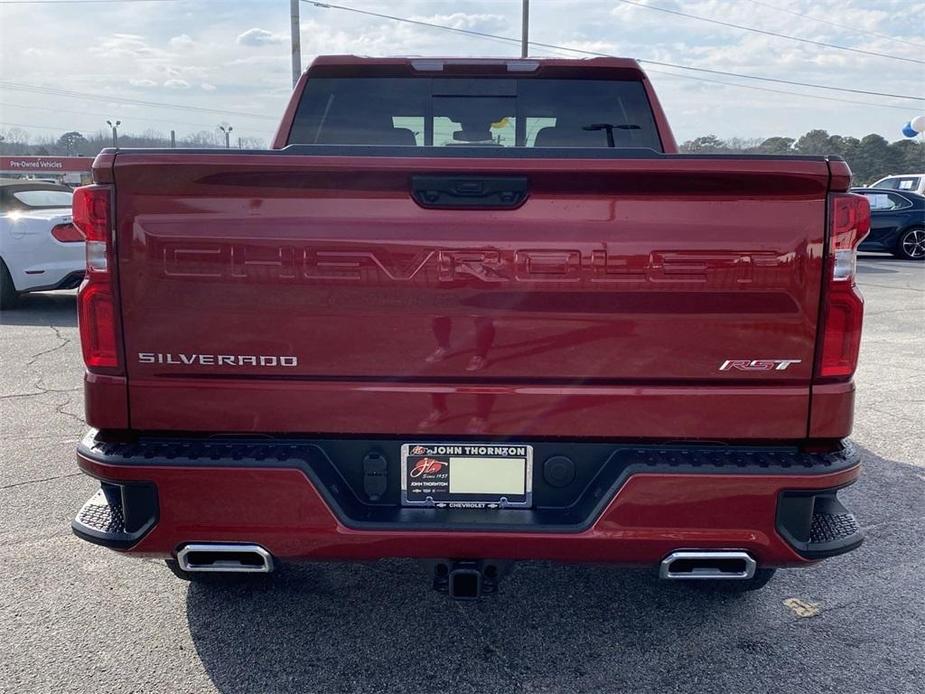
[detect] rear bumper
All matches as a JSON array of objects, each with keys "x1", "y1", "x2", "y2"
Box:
[{"x1": 72, "y1": 431, "x2": 863, "y2": 568}]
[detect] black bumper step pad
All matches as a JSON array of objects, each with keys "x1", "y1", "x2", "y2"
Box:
[
  {"x1": 76, "y1": 489, "x2": 126, "y2": 535},
  {"x1": 777, "y1": 490, "x2": 863, "y2": 559},
  {"x1": 810, "y1": 510, "x2": 861, "y2": 545},
  {"x1": 80, "y1": 432, "x2": 861, "y2": 475},
  {"x1": 71, "y1": 482, "x2": 158, "y2": 550}
]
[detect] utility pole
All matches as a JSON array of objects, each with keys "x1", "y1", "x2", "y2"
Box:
[
  {"x1": 290, "y1": 0, "x2": 302, "y2": 88},
  {"x1": 218, "y1": 124, "x2": 233, "y2": 149},
  {"x1": 170, "y1": 130, "x2": 176, "y2": 148},
  {"x1": 106, "y1": 119, "x2": 121, "y2": 148},
  {"x1": 520, "y1": 0, "x2": 529, "y2": 58}
]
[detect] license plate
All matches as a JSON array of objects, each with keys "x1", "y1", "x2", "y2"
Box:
[{"x1": 401, "y1": 443, "x2": 533, "y2": 509}]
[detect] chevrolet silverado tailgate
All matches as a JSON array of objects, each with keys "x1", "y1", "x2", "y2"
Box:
[{"x1": 112, "y1": 152, "x2": 830, "y2": 438}]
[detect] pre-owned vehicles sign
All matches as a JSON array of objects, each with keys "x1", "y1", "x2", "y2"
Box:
[{"x1": 0, "y1": 156, "x2": 93, "y2": 173}]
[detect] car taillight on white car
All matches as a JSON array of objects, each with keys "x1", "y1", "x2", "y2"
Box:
[
  {"x1": 816, "y1": 193, "x2": 870, "y2": 381},
  {"x1": 50, "y1": 222, "x2": 84, "y2": 243},
  {"x1": 72, "y1": 185, "x2": 121, "y2": 373}
]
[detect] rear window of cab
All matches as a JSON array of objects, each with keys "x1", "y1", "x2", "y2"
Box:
[{"x1": 288, "y1": 77, "x2": 662, "y2": 151}]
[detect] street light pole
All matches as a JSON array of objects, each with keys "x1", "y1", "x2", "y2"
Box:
[
  {"x1": 218, "y1": 124, "x2": 233, "y2": 149},
  {"x1": 521, "y1": 0, "x2": 529, "y2": 58},
  {"x1": 105, "y1": 119, "x2": 121, "y2": 148},
  {"x1": 290, "y1": 0, "x2": 302, "y2": 88}
]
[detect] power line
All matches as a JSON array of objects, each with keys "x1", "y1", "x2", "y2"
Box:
[
  {"x1": 0, "y1": 1, "x2": 182, "y2": 4},
  {"x1": 0, "y1": 120, "x2": 262, "y2": 148},
  {"x1": 614, "y1": 0, "x2": 923, "y2": 66},
  {"x1": 743, "y1": 0, "x2": 925, "y2": 50},
  {"x1": 0, "y1": 120, "x2": 78, "y2": 132},
  {"x1": 303, "y1": 0, "x2": 545, "y2": 53},
  {"x1": 302, "y1": 1, "x2": 925, "y2": 102},
  {"x1": 0, "y1": 101, "x2": 246, "y2": 131},
  {"x1": 0, "y1": 81, "x2": 278, "y2": 120},
  {"x1": 634, "y1": 57, "x2": 923, "y2": 102},
  {"x1": 644, "y1": 68, "x2": 912, "y2": 113}
]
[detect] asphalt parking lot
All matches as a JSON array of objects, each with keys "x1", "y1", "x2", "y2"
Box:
[{"x1": 1, "y1": 254, "x2": 922, "y2": 694}]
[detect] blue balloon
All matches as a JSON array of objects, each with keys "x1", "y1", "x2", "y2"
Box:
[{"x1": 902, "y1": 121, "x2": 919, "y2": 137}]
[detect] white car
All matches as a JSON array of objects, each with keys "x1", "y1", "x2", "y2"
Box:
[
  {"x1": 0, "y1": 181, "x2": 84, "y2": 309},
  {"x1": 870, "y1": 173, "x2": 925, "y2": 196}
]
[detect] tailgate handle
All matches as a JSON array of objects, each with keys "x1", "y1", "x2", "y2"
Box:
[{"x1": 411, "y1": 175, "x2": 528, "y2": 209}]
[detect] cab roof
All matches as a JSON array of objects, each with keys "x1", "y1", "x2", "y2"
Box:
[
  {"x1": 309, "y1": 55, "x2": 641, "y2": 69},
  {"x1": 304, "y1": 55, "x2": 646, "y2": 78}
]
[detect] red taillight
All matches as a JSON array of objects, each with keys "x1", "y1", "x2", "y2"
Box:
[
  {"x1": 73, "y1": 184, "x2": 111, "y2": 273},
  {"x1": 78, "y1": 282, "x2": 119, "y2": 368},
  {"x1": 816, "y1": 193, "x2": 870, "y2": 380},
  {"x1": 50, "y1": 222, "x2": 84, "y2": 243},
  {"x1": 73, "y1": 185, "x2": 120, "y2": 372}
]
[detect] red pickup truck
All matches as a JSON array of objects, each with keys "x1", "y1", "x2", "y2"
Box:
[{"x1": 71, "y1": 56, "x2": 868, "y2": 597}]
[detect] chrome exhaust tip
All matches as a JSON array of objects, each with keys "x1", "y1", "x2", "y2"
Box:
[
  {"x1": 177, "y1": 543, "x2": 274, "y2": 573},
  {"x1": 659, "y1": 550, "x2": 756, "y2": 580}
]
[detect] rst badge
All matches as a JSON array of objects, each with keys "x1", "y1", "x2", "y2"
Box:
[{"x1": 719, "y1": 359, "x2": 802, "y2": 372}]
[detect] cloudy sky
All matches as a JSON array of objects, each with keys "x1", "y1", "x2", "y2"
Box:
[{"x1": 0, "y1": 0, "x2": 922, "y2": 146}]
